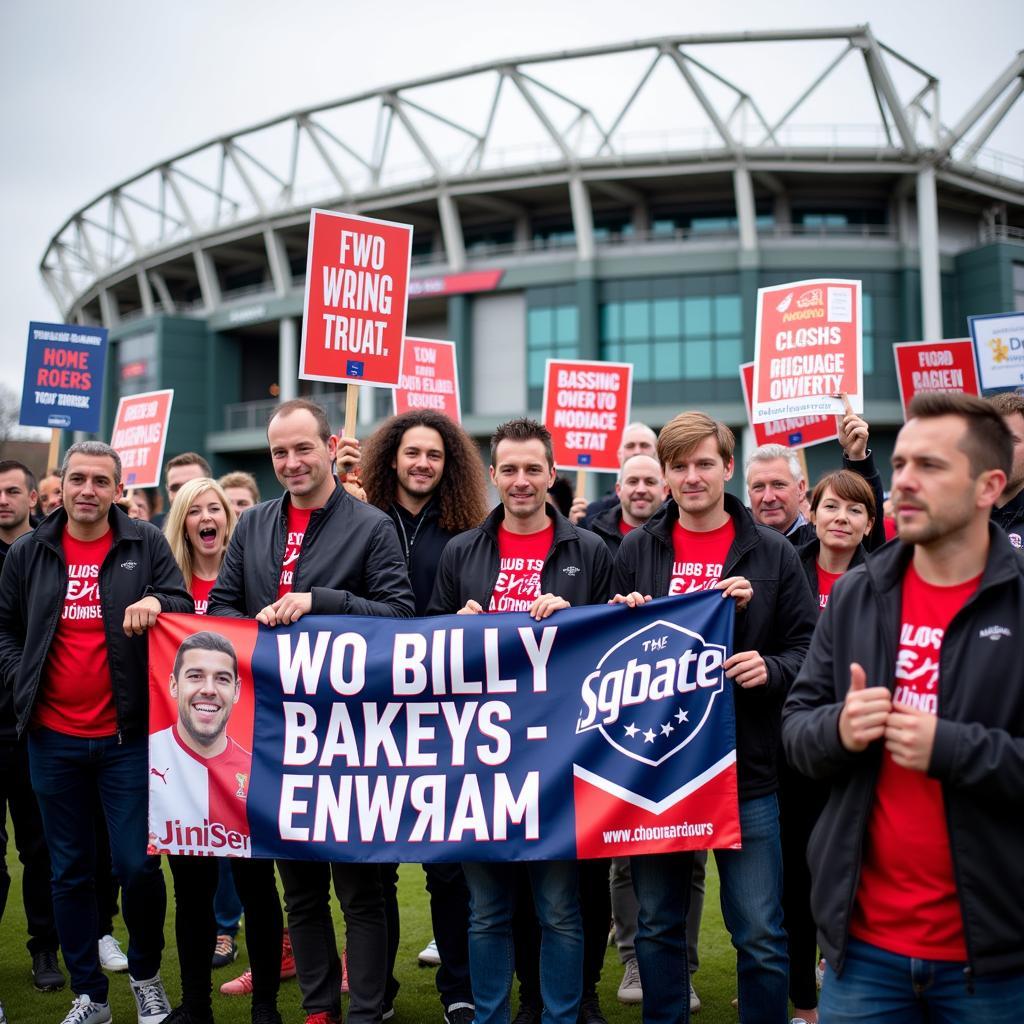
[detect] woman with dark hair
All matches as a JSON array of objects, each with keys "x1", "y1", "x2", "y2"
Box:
[{"x1": 786, "y1": 468, "x2": 878, "y2": 1024}]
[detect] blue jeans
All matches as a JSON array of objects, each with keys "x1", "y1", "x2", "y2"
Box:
[
  {"x1": 820, "y1": 938, "x2": 1024, "y2": 1022},
  {"x1": 463, "y1": 859, "x2": 582, "y2": 1024},
  {"x1": 28, "y1": 728, "x2": 166, "y2": 1001},
  {"x1": 632, "y1": 794, "x2": 788, "y2": 1024}
]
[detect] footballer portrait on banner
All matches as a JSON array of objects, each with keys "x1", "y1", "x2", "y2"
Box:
[{"x1": 148, "y1": 624, "x2": 256, "y2": 857}]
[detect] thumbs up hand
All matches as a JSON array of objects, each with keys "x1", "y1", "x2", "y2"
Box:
[{"x1": 838, "y1": 662, "x2": 893, "y2": 752}]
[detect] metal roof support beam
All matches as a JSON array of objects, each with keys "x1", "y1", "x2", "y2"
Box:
[
  {"x1": 98, "y1": 288, "x2": 119, "y2": 329},
  {"x1": 136, "y1": 270, "x2": 155, "y2": 317},
  {"x1": 279, "y1": 317, "x2": 298, "y2": 401},
  {"x1": 264, "y1": 227, "x2": 291, "y2": 296},
  {"x1": 664, "y1": 46, "x2": 737, "y2": 152},
  {"x1": 963, "y1": 77, "x2": 1024, "y2": 162},
  {"x1": 466, "y1": 72, "x2": 505, "y2": 172},
  {"x1": 437, "y1": 192, "x2": 466, "y2": 271},
  {"x1": 225, "y1": 142, "x2": 269, "y2": 218},
  {"x1": 937, "y1": 51, "x2": 1024, "y2": 161},
  {"x1": 916, "y1": 165, "x2": 942, "y2": 341},
  {"x1": 733, "y1": 166, "x2": 758, "y2": 252},
  {"x1": 569, "y1": 176, "x2": 595, "y2": 261},
  {"x1": 75, "y1": 218, "x2": 101, "y2": 275},
  {"x1": 161, "y1": 169, "x2": 199, "y2": 235},
  {"x1": 387, "y1": 95, "x2": 446, "y2": 180},
  {"x1": 150, "y1": 271, "x2": 176, "y2": 314},
  {"x1": 193, "y1": 247, "x2": 221, "y2": 310},
  {"x1": 371, "y1": 104, "x2": 395, "y2": 187},
  {"x1": 858, "y1": 29, "x2": 919, "y2": 156},
  {"x1": 300, "y1": 117, "x2": 352, "y2": 197},
  {"x1": 40, "y1": 267, "x2": 67, "y2": 314},
  {"x1": 599, "y1": 51, "x2": 662, "y2": 156},
  {"x1": 762, "y1": 43, "x2": 853, "y2": 145},
  {"x1": 508, "y1": 70, "x2": 576, "y2": 163}
]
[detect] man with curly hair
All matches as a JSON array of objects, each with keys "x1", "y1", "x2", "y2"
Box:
[{"x1": 360, "y1": 409, "x2": 488, "y2": 1024}]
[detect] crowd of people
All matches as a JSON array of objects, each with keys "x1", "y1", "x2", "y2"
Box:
[{"x1": 0, "y1": 387, "x2": 1021, "y2": 1024}]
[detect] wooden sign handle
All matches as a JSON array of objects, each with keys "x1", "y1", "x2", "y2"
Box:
[
  {"x1": 344, "y1": 383, "x2": 360, "y2": 440},
  {"x1": 47, "y1": 429, "x2": 61, "y2": 475},
  {"x1": 575, "y1": 469, "x2": 587, "y2": 501}
]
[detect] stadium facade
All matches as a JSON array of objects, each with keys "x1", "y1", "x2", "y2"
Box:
[{"x1": 40, "y1": 28, "x2": 1024, "y2": 496}]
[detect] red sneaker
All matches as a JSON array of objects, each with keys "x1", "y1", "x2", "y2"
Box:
[
  {"x1": 281, "y1": 929, "x2": 296, "y2": 981},
  {"x1": 304, "y1": 1014, "x2": 340, "y2": 1024},
  {"x1": 220, "y1": 967, "x2": 253, "y2": 996}
]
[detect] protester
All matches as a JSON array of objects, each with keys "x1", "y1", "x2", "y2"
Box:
[
  {"x1": 0, "y1": 461, "x2": 65, "y2": 995},
  {"x1": 611, "y1": 411, "x2": 817, "y2": 1024},
  {"x1": 783, "y1": 392, "x2": 1024, "y2": 1019},
  {"x1": 428, "y1": 417, "x2": 612, "y2": 1024},
  {"x1": 570, "y1": 423, "x2": 658, "y2": 524},
  {"x1": 209, "y1": 398, "x2": 415, "y2": 1024},
  {"x1": 38, "y1": 470, "x2": 62, "y2": 516},
  {"x1": 126, "y1": 488, "x2": 159, "y2": 522},
  {"x1": 362, "y1": 409, "x2": 488, "y2": 1024},
  {"x1": 152, "y1": 453, "x2": 213, "y2": 530},
  {"x1": 218, "y1": 472, "x2": 261, "y2": 517},
  {"x1": 0, "y1": 441, "x2": 192, "y2": 1024},
  {"x1": 588, "y1": 453, "x2": 666, "y2": 557},
  {"x1": 986, "y1": 391, "x2": 1024, "y2": 547}
]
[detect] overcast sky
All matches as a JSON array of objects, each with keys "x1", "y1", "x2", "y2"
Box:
[{"x1": 2, "y1": 0, "x2": 1022, "y2": 421}]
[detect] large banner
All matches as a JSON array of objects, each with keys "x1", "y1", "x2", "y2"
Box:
[
  {"x1": 148, "y1": 594, "x2": 739, "y2": 862},
  {"x1": 968, "y1": 311, "x2": 1024, "y2": 393},
  {"x1": 300, "y1": 209, "x2": 413, "y2": 388},
  {"x1": 542, "y1": 359, "x2": 633, "y2": 473},
  {"x1": 752, "y1": 278, "x2": 862, "y2": 422},
  {"x1": 893, "y1": 339, "x2": 980, "y2": 419},
  {"x1": 19, "y1": 321, "x2": 107, "y2": 433}
]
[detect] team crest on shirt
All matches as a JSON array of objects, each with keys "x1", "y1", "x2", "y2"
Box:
[
  {"x1": 235, "y1": 772, "x2": 249, "y2": 799},
  {"x1": 1010, "y1": 532, "x2": 1022, "y2": 549},
  {"x1": 575, "y1": 620, "x2": 727, "y2": 767}
]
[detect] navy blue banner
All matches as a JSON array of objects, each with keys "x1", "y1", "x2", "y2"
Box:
[
  {"x1": 19, "y1": 321, "x2": 107, "y2": 432},
  {"x1": 148, "y1": 593, "x2": 738, "y2": 861}
]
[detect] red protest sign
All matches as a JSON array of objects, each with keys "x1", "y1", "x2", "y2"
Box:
[
  {"x1": 893, "y1": 340, "x2": 980, "y2": 420},
  {"x1": 300, "y1": 209, "x2": 413, "y2": 388},
  {"x1": 542, "y1": 360, "x2": 632, "y2": 472},
  {"x1": 739, "y1": 363, "x2": 838, "y2": 449},
  {"x1": 110, "y1": 389, "x2": 174, "y2": 488},
  {"x1": 752, "y1": 279, "x2": 861, "y2": 423},
  {"x1": 393, "y1": 338, "x2": 461, "y2": 422}
]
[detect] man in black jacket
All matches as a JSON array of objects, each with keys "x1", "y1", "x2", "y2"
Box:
[
  {"x1": 428, "y1": 417, "x2": 612, "y2": 1024},
  {"x1": 361, "y1": 410, "x2": 489, "y2": 1024},
  {"x1": 588, "y1": 454, "x2": 665, "y2": 558},
  {"x1": 611, "y1": 411, "x2": 816, "y2": 1024},
  {"x1": 208, "y1": 398, "x2": 414, "y2": 1024},
  {"x1": 782, "y1": 392, "x2": 1024, "y2": 1019},
  {"x1": 0, "y1": 441, "x2": 193, "y2": 1024},
  {"x1": 986, "y1": 391, "x2": 1024, "y2": 548}
]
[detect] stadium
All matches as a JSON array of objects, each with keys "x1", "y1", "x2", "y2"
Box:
[{"x1": 40, "y1": 27, "x2": 1024, "y2": 495}]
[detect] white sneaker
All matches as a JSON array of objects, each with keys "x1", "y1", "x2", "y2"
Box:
[
  {"x1": 98, "y1": 935, "x2": 128, "y2": 972},
  {"x1": 617, "y1": 957, "x2": 642, "y2": 1004},
  {"x1": 689, "y1": 979, "x2": 701, "y2": 1012},
  {"x1": 417, "y1": 938, "x2": 441, "y2": 966},
  {"x1": 129, "y1": 973, "x2": 171, "y2": 1024},
  {"x1": 0, "y1": 997, "x2": 6, "y2": 1024},
  {"x1": 59, "y1": 995, "x2": 112, "y2": 1024}
]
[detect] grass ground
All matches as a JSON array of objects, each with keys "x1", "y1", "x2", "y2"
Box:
[{"x1": 0, "y1": 853, "x2": 748, "y2": 1024}]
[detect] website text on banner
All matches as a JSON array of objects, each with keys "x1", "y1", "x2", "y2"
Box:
[
  {"x1": 738, "y1": 362, "x2": 838, "y2": 450},
  {"x1": 147, "y1": 593, "x2": 739, "y2": 863},
  {"x1": 752, "y1": 279, "x2": 862, "y2": 423},
  {"x1": 542, "y1": 359, "x2": 633, "y2": 472},
  {"x1": 110, "y1": 389, "x2": 174, "y2": 488},
  {"x1": 893, "y1": 340, "x2": 980, "y2": 419},
  {"x1": 299, "y1": 209, "x2": 413, "y2": 388},
  {"x1": 393, "y1": 337, "x2": 461, "y2": 422},
  {"x1": 19, "y1": 321, "x2": 108, "y2": 433},
  {"x1": 968, "y1": 311, "x2": 1024, "y2": 393}
]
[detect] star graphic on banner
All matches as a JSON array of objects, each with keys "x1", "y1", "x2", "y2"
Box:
[
  {"x1": 660, "y1": 722, "x2": 674, "y2": 737},
  {"x1": 642, "y1": 728, "x2": 656, "y2": 744},
  {"x1": 674, "y1": 708, "x2": 689, "y2": 724},
  {"x1": 624, "y1": 723, "x2": 639, "y2": 738}
]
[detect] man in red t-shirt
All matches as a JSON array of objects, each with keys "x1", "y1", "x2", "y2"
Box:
[
  {"x1": 784, "y1": 392, "x2": 1024, "y2": 1019},
  {"x1": 0, "y1": 441, "x2": 193, "y2": 1024}
]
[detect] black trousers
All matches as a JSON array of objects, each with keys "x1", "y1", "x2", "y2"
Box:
[{"x1": 0, "y1": 737, "x2": 59, "y2": 955}]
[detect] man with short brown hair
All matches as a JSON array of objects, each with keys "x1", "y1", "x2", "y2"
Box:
[{"x1": 986, "y1": 391, "x2": 1024, "y2": 547}]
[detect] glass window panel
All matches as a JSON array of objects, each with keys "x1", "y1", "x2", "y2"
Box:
[
  {"x1": 683, "y1": 297, "x2": 711, "y2": 337},
  {"x1": 714, "y1": 295, "x2": 742, "y2": 335},
  {"x1": 528, "y1": 350, "x2": 548, "y2": 388},
  {"x1": 600, "y1": 303, "x2": 621, "y2": 342},
  {"x1": 527, "y1": 308, "x2": 552, "y2": 347},
  {"x1": 862, "y1": 293, "x2": 873, "y2": 331},
  {"x1": 862, "y1": 336, "x2": 874, "y2": 375},
  {"x1": 623, "y1": 301, "x2": 649, "y2": 342},
  {"x1": 653, "y1": 340, "x2": 683, "y2": 380},
  {"x1": 714, "y1": 338, "x2": 743, "y2": 378},
  {"x1": 555, "y1": 305, "x2": 578, "y2": 343},
  {"x1": 684, "y1": 340, "x2": 713, "y2": 379},
  {"x1": 624, "y1": 341, "x2": 652, "y2": 381},
  {"x1": 652, "y1": 299, "x2": 681, "y2": 339}
]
